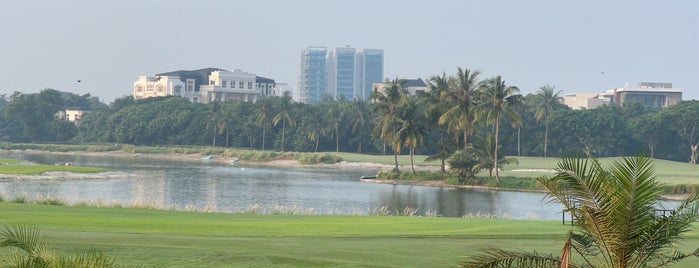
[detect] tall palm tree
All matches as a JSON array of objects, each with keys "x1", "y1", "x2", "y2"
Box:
[
  {"x1": 347, "y1": 98, "x2": 371, "y2": 153},
  {"x1": 254, "y1": 97, "x2": 272, "y2": 150},
  {"x1": 272, "y1": 92, "x2": 295, "y2": 152},
  {"x1": 477, "y1": 76, "x2": 521, "y2": 181},
  {"x1": 460, "y1": 156, "x2": 699, "y2": 267},
  {"x1": 325, "y1": 102, "x2": 344, "y2": 152},
  {"x1": 396, "y1": 96, "x2": 429, "y2": 174},
  {"x1": 372, "y1": 78, "x2": 407, "y2": 172},
  {"x1": 439, "y1": 67, "x2": 481, "y2": 148},
  {"x1": 426, "y1": 73, "x2": 454, "y2": 172},
  {"x1": 306, "y1": 106, "x2": 325, "y2": 152},
  {"x1": 533, "y1": 84, "x2": 564, "y2": 157}
]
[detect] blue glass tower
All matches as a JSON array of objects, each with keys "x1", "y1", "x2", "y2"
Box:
[
  {"x1": 357, "y1": 49, "x2": 384, "y2": 100},
  {"x1": 298, "y1": 47, "x2": 328, "y2": 103}
]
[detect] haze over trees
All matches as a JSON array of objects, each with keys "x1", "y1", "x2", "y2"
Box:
[{"x1": 1, "y1": 69, "x2": 699, "y2": 172}]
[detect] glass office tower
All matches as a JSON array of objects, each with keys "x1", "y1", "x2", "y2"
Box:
[{"x1": 298, "y1": 47, "x2": 328, "y2": 103}]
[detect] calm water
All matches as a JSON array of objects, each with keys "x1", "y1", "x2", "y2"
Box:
[{"x1": 1, "y1": 151, "x2": 569, "y2": 219}]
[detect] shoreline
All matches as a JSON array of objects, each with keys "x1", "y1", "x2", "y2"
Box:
[{"x1": 1, "y1": 149, "x2": 691, "y2": 201}]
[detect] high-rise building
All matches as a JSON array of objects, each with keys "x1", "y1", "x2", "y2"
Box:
[
  {"x1": 356, "y1": 49, "x2": 384, "y2": 100},
  {"x1": 298, "y1": 47, "x2": 328, "y2": 103},
  {"x1": 327, "y1": 47, "x2": 357, "y2": 100},
  {"x1": 298, "y1": 46, "x2": 383, "y2": 103}
]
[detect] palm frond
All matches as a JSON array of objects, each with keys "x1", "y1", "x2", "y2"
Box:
[{"x1": 458, "y1": 248, "x2": 579, "y2": 268}]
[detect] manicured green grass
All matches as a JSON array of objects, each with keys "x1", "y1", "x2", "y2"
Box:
[
  {"x1": 0, "y1": 158, "x2": 22, "y2": 165},
  {"x1": 1, "y1": 203, "x2": 698, "y2": 267},
  {"x1": 0, "y1": 163, "x2": 109, "y2": 174}
]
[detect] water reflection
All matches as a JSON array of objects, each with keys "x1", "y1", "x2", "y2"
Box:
[{"x1": 0, "y1": 152, "x2": 570, "y2": 219}]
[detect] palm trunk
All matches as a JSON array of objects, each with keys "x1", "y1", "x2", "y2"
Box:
[
  {"x1": 410, "y1": 146, "x2": 416, "y2": 174},
  {"x1": 335, "y1": 128, "x2": 339, "y2": 152},
  {"x1": 357, "y1": 141, "x2": 362, "y2": 153},
  {"x1": 393, "y1": 147, "x2": 399, "y2": 173},
  {"x1": 262, "y1": 127, "x2": 266, "y2": 150},
  {"x1": 463, "y1": 130, "x2": 468, "y2": 149},
  {"x1": 314, "y1": 135, "x2": 319, "y2": 152},
  {"x1": 281, "y1": 119, "x2": 286, "y2": 152},
  {"x1": 494, "y1": 111, "x2": 501, "y2": 182},
  {"x1": 517, "y1": 127, "x2": 521, "y2": 156},
  {"x1": 544, "y1": 123, "x2": 549, "y2": 157},
  {"x1": 212, "y1": 125, "x2": 216, "y2": 148},
  {"x1": 226, "y1": 126, "x2": 229, "y2": 147}
]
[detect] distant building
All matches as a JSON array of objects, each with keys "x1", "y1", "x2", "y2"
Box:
[
  {"x1": 356, "y1": 49, "x2": 384, "y2": 100},
  {"x1": 56, "y1": 108, "x2": 90, "y2": 125},
  {"x1": 563, "y1": 82, "x2": 683, "y2": 109},
  {"x1": 298, "y1": 46, "x2": 384, "y2": 103},
  {"x1": 371, "y1": 78, "x2": 428, "y2": 98},
  {"x1": 327, "y1": 47, "x2": 357, "y2": 100},
  {"x1": 298, "y1": 47, "x2": 328, "y2": 103},
  {"x1": 133, "y1": 68, "x2": 275, "y2": 103}
]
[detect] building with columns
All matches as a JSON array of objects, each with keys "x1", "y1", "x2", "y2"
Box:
[{"x1": 133, "y1": 68, "x2": 276, "y2": 103}]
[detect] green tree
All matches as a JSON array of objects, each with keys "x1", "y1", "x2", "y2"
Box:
[
  {"x1": 272, "y1": 92, "x2": 295, "y2": 152},
  {"x1": 532, "y1": 84, "x2": 564, "y2": 157},
  {"x1": 660, "y1": 100, "x2": 699, "y2": 163},
  {"x1": 477, "y1": 76, "x2": 521, "y2": 180},
  {"x1": 425, "y1": 73, "x2": 455, "y2": 172},
  {"x1": 254, "y1": 97, "x2": 272, "y2": 150},
  {"x1": 372, "y1": 78, "x2": 407, "y2": 172},
  {"x1": 396, "y1": 96, "x2": 429, "y2": 174},
  {"x1": 460, "y1": 156, "x2": 699, "y2": 267},
  {"x1": 439, "y1": 68, "x2": 480, "y2": 148},
  {"x1": 347, "y1": 98, "x2": 371, "y2": 153}
]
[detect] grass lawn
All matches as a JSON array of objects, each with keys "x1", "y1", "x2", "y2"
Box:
[
  {"x1": 336, "y1": 152, "x2": 699, "y2": 187},
  {"x1": 1, "y1": 203, "x2": 699, "y2": 267},
  {"x1": 0, "y1": 158, "x2": 110, "y2": 174}
]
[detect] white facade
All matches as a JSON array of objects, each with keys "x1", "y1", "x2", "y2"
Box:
[
  {"x1": 563, "y1": 82, "x2": 683, "y2": 109},
  {"x1": 133, "y1": 76, "x2": 188, "y2": 100},
  {"x1": 199, "y1": 69, "x2": 259, "y2": 103},
  {"x1": 133, "y1": 68, "x2": 276, "y2": 103}
]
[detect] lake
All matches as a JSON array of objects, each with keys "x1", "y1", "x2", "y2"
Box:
[{"x1": 2, "y1": 151, "x2": 571, "y2": 219}]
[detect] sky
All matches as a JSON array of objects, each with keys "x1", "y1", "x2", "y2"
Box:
[{"x1": 1, "y1": 0, "x2": 697, "y2": 103}]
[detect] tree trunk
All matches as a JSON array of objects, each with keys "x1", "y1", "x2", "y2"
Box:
[
  {"x1": 463, "y1": 130, "x2": 468, "y2": 149},
  {"x1": 410, "y1": 146, "x2": 416, "y2": 174},
  {"x1": 517, "y1": 127, "x2": 521, "y2": 156},
  {"x1": 281, "y1": 119, "x2": 286, "y2": 152},
  {"x1": 690, "y1": 143, "x2": 698, "y2": 164},
  {"x1": 226, "y1": 126, "x2": 229, "y2": 147},
  {"x1": 314, "y1": 135, "x2": 319, "y2": 152},
  {"x1": 335, "y1": 128, "x2": 339, "y2": 152},
  {"x1": 393, "y1": 148, "x2": 399, "y2": 173},
  {"x1": 262, "y1": 127, "x2": 266, "y2": 150},
  {"x1": 212, "y1": 125, "x2": 216, "y2": 148},
  {"x1": 494, "y1": 110, "x2": 501, "y2": 182},
  {"x1": 544, "y1": 123, "x2": 549, "y2": 157},
  {"x1": 357, "y1": 141, "x2": 362, "y2": 153}
]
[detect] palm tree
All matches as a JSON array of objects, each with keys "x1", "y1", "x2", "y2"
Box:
[
  {"x1": 460, "y1": 156, "x2": 699, "y2": 268},
  {"x1": 347, "y1": 98, "x2": 371, "y2": 153},
  {"x1": 532, "y1": 84, "x2": 563, "y2": 157},
  {"x1": 439, "y1": 67, "x2": 481, "y2": 148},
  {"x1": 425, "y1": 73, "x2": 454, "y2": 172},
  {"x1": 325, "y1": 102, "x2": 344, "y2": 152},
  {"x1": 372, "y1": 78, "x2": 407, "y2": 172},
  {"x1": 396, "y1": 96, "x2": 429, "y2": 174},
  {"x1": 306, "y1": 106, "x2": 325, "y2": 152},
  {"x1": 254, "y1": 97, "x2": 272, "y2": 150},
  {"x1": 272, "y1": 92, "x2": 295, "y2": 152},
  {"x1": 477, "y1": 76, "x2": 521, "y2": 181}
]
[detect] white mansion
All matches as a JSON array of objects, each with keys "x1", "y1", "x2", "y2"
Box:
[{"x1": 133, "y1": 68, "x2": 279, "y2": 103}]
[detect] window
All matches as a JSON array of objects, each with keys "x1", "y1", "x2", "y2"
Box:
[
  {"x1": 247, "y1": 82, "x2": 253, "y2": 89},
  {"x1": 174, "y1": 85, "x2": 182, "y2": 94},
  {"x1": 239, "y1": 81, "x2": 244, "y2": 88},
  {"x1": 210, "y1": 80, "x2": 215, "y2": 85},
  {"x1": 136, "y1": 85, "x2": 144, "y2": 92},
  {"x1": 146, "y1": 84, "x2": 154, "y2": 91},
  {"x1": 231, "y1": 81, "x2": 235, "y2": 88},
  {"x1": 222, "y1": 80, "x2": 227, "y2": 87},
  {"x1": 156, "y1": 85, "x2": 164, "y2": 92},
  {"x1": 186, "y1": 80, "x2": 195, "y2": 92}
]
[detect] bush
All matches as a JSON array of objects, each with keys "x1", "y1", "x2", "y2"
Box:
[{"x1": 377, "y1": 170, "x2": 457, "y2": 181}]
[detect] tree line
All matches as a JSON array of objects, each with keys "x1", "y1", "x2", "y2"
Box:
[{"x1": 1, "y1": 68, "x2": 698, "y2": 170}]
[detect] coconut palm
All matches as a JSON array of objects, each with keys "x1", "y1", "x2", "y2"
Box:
[
  {"x1": 372, "y1": 78, "x2": 407, "y2": 172},
  {"x1": 347, "y1": 98, "x2": 371, "y2": 153},
  {"x1": 272, "y1": 92, "x2": 296, "y2": 152},
  {"x1": 396, "y1": 96, "x2": 429, "y2": 174},
  {"x1": 426, "y1": 72, "x2": 456, "y2": 172},
  {"x1": 460, "y1": 156, "x2": 699, "y2": 268},
  {"x1": 439, "y1": 67, "x2": 481, "y2": 149},
  {"x1": 532, "y1": 84, "x2": 564, "y2": 157},
  {"x1": 477, "y1": 76, "x2": 521, "y2": 181},
  {"x1": 254, "y1": 97, "x2": 272, "y2": 150}
]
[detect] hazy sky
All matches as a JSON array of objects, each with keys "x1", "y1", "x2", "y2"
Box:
[{"x1": 1, "y1": 0, "x2": 697, "y2": 103}]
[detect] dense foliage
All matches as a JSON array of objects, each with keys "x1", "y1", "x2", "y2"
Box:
[{"x1": 1, "y1": 71, "x2": 698, "y2": 167}]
